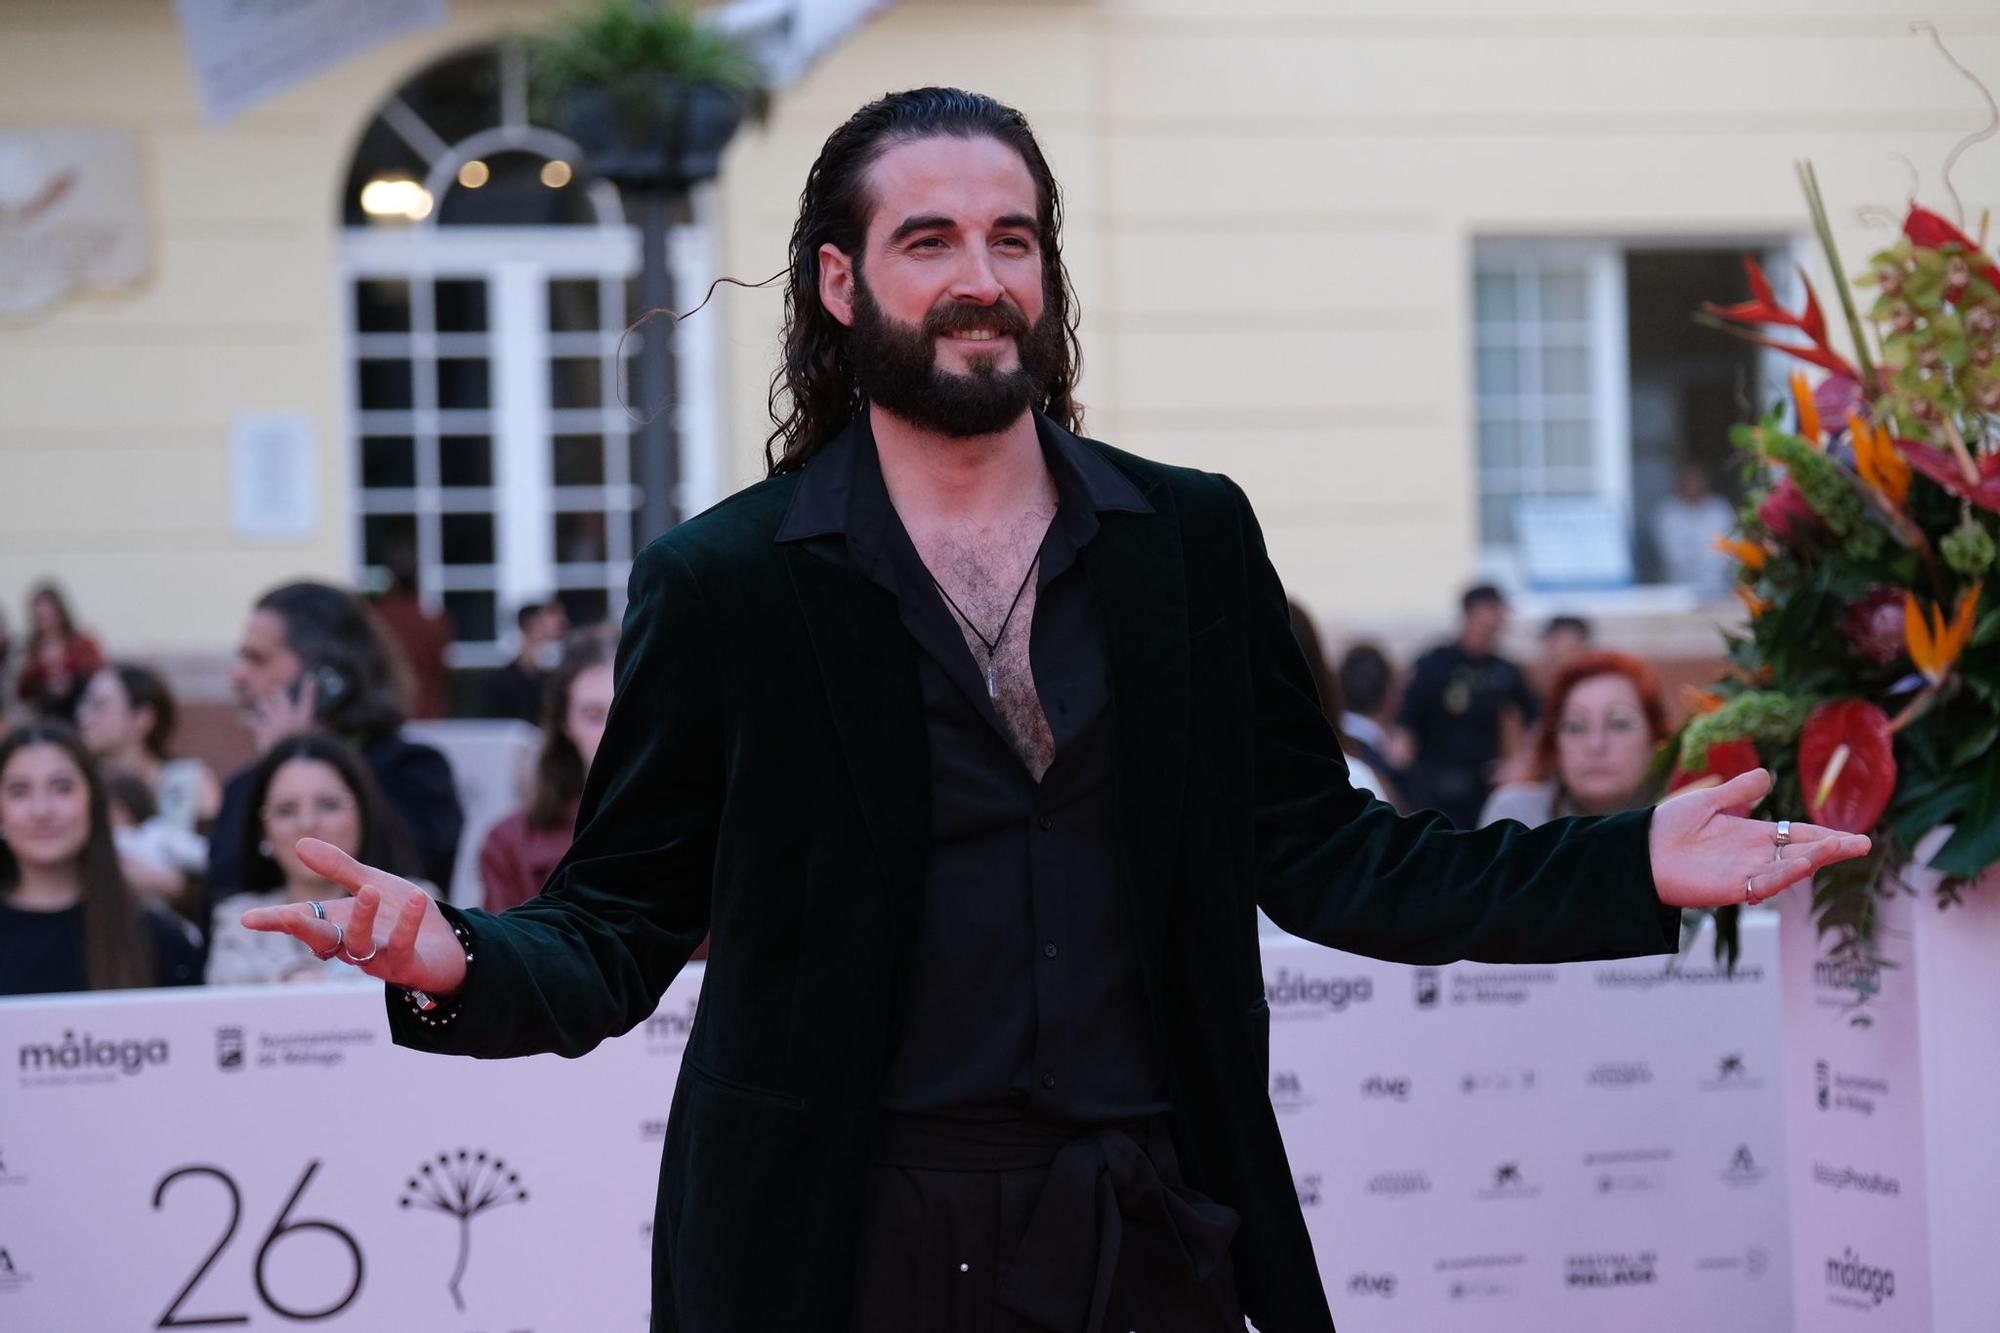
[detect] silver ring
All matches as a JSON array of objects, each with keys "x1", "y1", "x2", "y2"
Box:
[
  {"x1": 312, "y1": 922, "x2": 344, "y2": 962},
  {"x1": 308, "y1": 900, "x2": 326, "y2": 920},
  {"x1": 1775, "y1": 819, "x2": 1791, "y2": 847},
  {"x1": 342, "y1": 940, "x2": 380, "y2": 965},
  {"x1": 1745, "y1": 878, "x2": 1756, "y2": 905}
]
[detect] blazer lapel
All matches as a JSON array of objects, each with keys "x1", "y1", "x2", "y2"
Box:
[
  {"x1": 784, "y1": 537, "x2": 931, "y2": 916},
  {"x1": 1084, "y1": 481, "x2": 1191, "y2": 970}
]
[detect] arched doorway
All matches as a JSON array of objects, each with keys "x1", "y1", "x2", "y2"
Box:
[{"x1": 338, "y1": 43, "x2": 724, "y2": 666}]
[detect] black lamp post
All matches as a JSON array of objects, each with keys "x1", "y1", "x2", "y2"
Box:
[{"x1": 550, "y1": 79, "x2": 750, "y2": 540}]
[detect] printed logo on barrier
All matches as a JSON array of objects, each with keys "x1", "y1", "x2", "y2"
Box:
[
  {"x1": 1812, "y1": 1162, "x2": 1902, "y2": 1198},
  {"x1": 1364, "y1": 1169, "x2": 1433, "y2": 1198},
  {"x1": 1359, "y1": 1075, "x2": 1411, "y2": 1102},
  {"x1": 1476, "y1": 1161, "x2": 1540, "y2": 1201},
  {"x1": 1699, "y1": 1052, "x2": 1765, "y2": 1092},
  {"x1": 1826, "y1": 1247, "x2": 1896, "y2": 1310},
  {"x1": 16, "y1": 1028, "x2": 168, "y2": 1087},
  {"x1": 1435, "y1": 1253, "x2": 1522, "y2": 1303},
  {"x1": 398, "y1": 1150, "x2": 529, "y2": 1313},
  {"x1": 1345, "y1": 1272, "x2": 1397, "y2": 1298},
  {"x1": 0, "y1": 1246, "x2": 28, "y2": 1295},
  {"x1": 1585, "y1": 1147, "x2": 1672, "y2": 1196},
  {"x1": 1413, "y1": 968, "x2": 1440, "y2": 1009},
  {"x1": 1459, "y1": 1066, "x2": 1536, "y2": 1096},
  {"x1": 1585, "y1": 1060, "x2": 1652, "y2": 1090},
  {"x1": 1264, "y1": 969, "x2": 1373, "y2": 1019},
  {"x1": 213, "y1": 1026, "x2": 375, "y2": 1072},
  {"x1": 1813, "y1": 956, "x2": 1884, "y2": 1013},
  {"x1": 1594, "y1": 960, "x2": 1765, "y2": 990},
  {"x1": 1696, "y1": 1246, "x2": 1772, "y2": 1281},
  {"x1": 1270, "y1": 1070, "x2": 1315, "y2": 1114},
  {"x1": 1294, "y1": 1172, "x2": 1323, "y2": 1208},
  {"x1": 1721, "y1": 1145, "x2": 1768, "y2": 1188},
  {"x1": 1566, "y1": 1251, "x2": 1658, "y2": 1289},
  {"x1": 1814, "y1": 1062, "x2": 1888, "y2": 1117},
  {"x1": 1432, "y1": 968, "x2": 1557, "y2": 1007},
  {"x1": 644, "y1": 997, "x2": 699, "y2": 1051},
  {"x1": 215, "y1": 1026, "x2": 245, "y2": 1072}
]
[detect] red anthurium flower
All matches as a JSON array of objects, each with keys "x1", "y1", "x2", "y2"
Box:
[
  {"x1": 1757, "y1": 476, "x2": 1823, "y2": 542},
  {"x1": 1798, "y1": 700, "x2": 1896, "y2": 834},
  {"x1": 1669, "y1": 739, "x2": 1761, "y2": 818},
  {"x1": 1895, "y1": 436, "x2": 2000, "y2": 511},
  {"x1": 1904, "y1": 205, "x2": 2000, "y2": 291}
]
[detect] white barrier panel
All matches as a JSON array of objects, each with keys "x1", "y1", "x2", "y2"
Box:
[
  {"x1": 1265, "y1": 914, "x2": 1789, "y2": 1332},
  {"x1": 2, "y1": 919, "x2": 1784, "y2": 1332}
]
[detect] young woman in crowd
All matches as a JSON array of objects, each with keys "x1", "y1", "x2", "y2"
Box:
[
  {"x1": 17, "y1": 583, "x2": 105, "y2": 721},
  {"x1": 77, "y1": 663, "x2": 222, "y2": 909},
  {"x1": 207, "y1": 733, "x2": 421, "y2": 985},
  {"x1": 1478, "y1": 650, "x2": 1670, "y2": 828},
  {"x1": 0, "y1": 721, "x2": 201, "y2": 995},
  {"x1": 478, "y1": 631, "x2": 615, "y2": 914}
]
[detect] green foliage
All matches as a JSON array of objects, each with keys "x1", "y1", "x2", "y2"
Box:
[
  {"x1": 1942, "y1": 511, "x2": 1996, "y2": 577},
  {"x1": 529, "y1": 1, "x2": 769, "y2": 111},
  {"x1": 1678, "y1": 691, "x2": 1814, "y2": 769}
]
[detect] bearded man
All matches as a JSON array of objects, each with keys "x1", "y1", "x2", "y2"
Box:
[{"x1": 246, "y1": 87, "x2": 1868, "y2": 1332}]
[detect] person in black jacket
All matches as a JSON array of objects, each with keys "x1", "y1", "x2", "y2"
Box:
[
  {"x1": 205, "y1": 583, "x2": 461, "y2": 946},
  {"x1": 244, "y1": 88, "x2": 1871, "y2": 1333}
]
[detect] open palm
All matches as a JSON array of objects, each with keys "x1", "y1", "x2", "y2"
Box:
[{"x1": 1649, "y1": 768, "x2": 1871, "y2": 909}]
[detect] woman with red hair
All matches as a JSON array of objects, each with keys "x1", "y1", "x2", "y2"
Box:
[{"x1": 1479, "y1": 651, "x2": 1670, "y2": 827}]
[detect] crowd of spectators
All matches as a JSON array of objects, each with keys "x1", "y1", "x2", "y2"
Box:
[
  {"x1": 0, "y1": 579, "x2": 612, "y2": 997},
  {"x1": 3, "y1": 568, "x2": 1684, "y2": 997}
]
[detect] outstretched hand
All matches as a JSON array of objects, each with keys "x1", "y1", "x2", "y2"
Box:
[
  {"x1": 1649, "y1": 768, "x2": 1871, "y2": 909},
  {"x1": 239, "y1": 838, "x2": 468, "y2": 996}
]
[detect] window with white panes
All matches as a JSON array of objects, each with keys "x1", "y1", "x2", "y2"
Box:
[{"x1": 340, "y1": 43, "x2": 722, "y2": 668}]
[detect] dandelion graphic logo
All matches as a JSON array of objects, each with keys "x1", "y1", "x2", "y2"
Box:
[{"x1": 398, "y1": 1149, "x2": 528, "y2": 1312}]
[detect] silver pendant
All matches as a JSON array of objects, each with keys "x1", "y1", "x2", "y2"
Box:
[{"x1": 986, "y1": 658, "x2": 999, "y2": 700}]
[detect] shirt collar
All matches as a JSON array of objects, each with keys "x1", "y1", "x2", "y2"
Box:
[{"x1": 773, "y1": 410, "x2": 1153, "y2": 546}]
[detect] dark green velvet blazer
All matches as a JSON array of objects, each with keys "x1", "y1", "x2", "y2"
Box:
[{"x1": 390, "y1": 415, "x2": 1678, "y2": 1332}]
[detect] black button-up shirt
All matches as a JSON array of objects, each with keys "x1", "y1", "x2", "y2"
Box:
[{"x1": 775, "y1": 415, "x2": 1170, "y2": 1123}]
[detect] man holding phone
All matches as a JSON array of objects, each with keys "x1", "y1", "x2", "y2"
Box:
[{"x1": 206, "y1": 582, "x2": 462, "y2": 932}]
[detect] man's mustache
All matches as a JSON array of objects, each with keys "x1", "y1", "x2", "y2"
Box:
[{"x1": 922, "y1": 300, "x2": 1031, "y2": 340}]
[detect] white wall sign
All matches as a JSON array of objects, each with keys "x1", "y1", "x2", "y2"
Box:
[
  {"x1": 0, "y1": 130, "x2": 148, "y2": 320},
  {"x1": 230, "y1": 411, "x2": 318, "y2": 541},
  {"x1": 172, "y1": 0, "x2": 449, "y2": 125},
  {"x1": 1, "y1": 919, "x2": 1787, "y2": 1331}
]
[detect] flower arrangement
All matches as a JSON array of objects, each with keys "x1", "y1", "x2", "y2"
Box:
[{"x1": 1672, "y1": 156, "x2": 1999, "y2": 968}]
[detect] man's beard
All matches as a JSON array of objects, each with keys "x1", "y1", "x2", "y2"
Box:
[{"x1": 846, "y1": 273, "x2": 1064, "y2": 438}]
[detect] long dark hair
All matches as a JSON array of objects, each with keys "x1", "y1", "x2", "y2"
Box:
[
  {"x1": 26, "y1": 581, "x2": 79, "y2": 650},
  {"x1": 237, "y1": 733, "x2": 420, "y2": 894},
  {"x1": 525, "y1": 630, "x2": 617, "y2": 829},
  {"x1": 254, "y1": 582, "x2": 408, "y2": 743},
  {"x1": 109, "y1": 663, "x2": 178, "y2": 761},
  {"x1": 0, "y1": 722, "x2": 154, "y2": 989},
  {"x1": 764, "y1": 87, "x2": 1084, "y2": 476}
]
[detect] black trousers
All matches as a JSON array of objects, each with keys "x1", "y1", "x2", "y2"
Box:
[{"x1": 848, "y1": 1115, "x2": 1246, "y2": 1333}]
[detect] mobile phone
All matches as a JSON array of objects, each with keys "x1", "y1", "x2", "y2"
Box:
[{"x1": 287, "y1": 662, "x2": 353, "y2": 717}]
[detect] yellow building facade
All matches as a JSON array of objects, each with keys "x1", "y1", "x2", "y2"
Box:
[{"x1": 3, "y1": 0, "x2": 1997, "y2": 688}]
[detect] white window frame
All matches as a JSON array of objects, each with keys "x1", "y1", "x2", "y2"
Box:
[
  {"x1": 1472, "y1": 239, "x2": 1631, "y2": 593},
  {"x1": 338, "y1": 40, "x2": 730, "y2": 666}
]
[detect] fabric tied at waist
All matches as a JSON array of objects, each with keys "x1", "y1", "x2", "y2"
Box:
[{"x1": 872, "y1": 1115, "x2": 1240, "y2": 1333}]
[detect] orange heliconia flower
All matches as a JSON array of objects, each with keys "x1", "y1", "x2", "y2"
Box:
[
  {"x1": 1848, "y1": 413, "x2": 1911, "y2": 508},
  {"x1": 1792, "y1": 371, "x2": 1822, "y2": 445},
  {"x1": 1737, "y1": 584, "x2": 1772, "y2": 618},
  {"x1": 1904, "y1": 582, "x2": 1982, "y2": 685},
  {"x1": 1712, "y1": 535, "x2": 1768, "y2": 570},
  {"x1": 1681, "y1": 685, "x2": 1725, "y2": 716}
]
